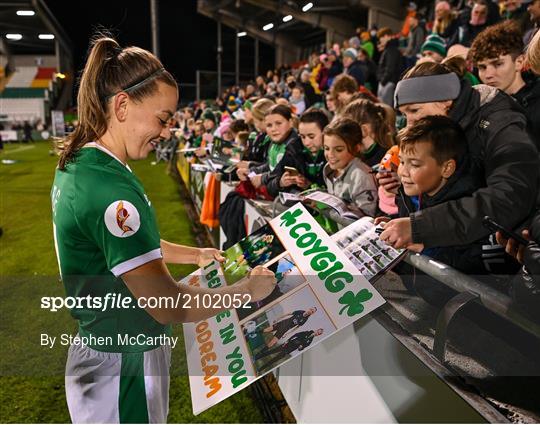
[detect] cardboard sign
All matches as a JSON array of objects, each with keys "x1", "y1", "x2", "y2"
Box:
[{"x1": 182, "y1": 204, "x2": 386, "y2": 415}]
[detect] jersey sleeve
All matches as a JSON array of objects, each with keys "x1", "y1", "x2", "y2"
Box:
[{"x1": 78, "y1": 179, "x2": 162, "y2": 277}]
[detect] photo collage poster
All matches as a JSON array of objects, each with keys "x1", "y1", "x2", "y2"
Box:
[{"x1": 182, "y1": 204, "x2": 388, "y2": 415}]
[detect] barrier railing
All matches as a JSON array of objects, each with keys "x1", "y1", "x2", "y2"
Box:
[{"x1": 173, "y1": 149, "x2": 539, "y2": 421}]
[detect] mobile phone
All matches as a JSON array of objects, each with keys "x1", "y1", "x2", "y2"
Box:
[
  {"x1": 482, "y1": 216, "x2": 529, "y2": 245},
  {"x1": 371, "y1": 164, "x2": 392, "y2": 174},
  {"x1": 284, "y1": 166, "x2": 299, "y2": 176}
]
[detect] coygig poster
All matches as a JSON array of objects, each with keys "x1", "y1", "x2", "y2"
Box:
[{"x1": 182, "y1": 204, "x2": 391, "y2": 414}]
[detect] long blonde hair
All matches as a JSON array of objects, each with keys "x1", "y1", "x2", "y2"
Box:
[{"x1": 58, "y1": 34, "x2": 177, "y2": 170}]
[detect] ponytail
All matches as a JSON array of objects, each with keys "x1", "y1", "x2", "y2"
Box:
[
  {"x1": 342, "y1": 99, "x2": 396, "y2": 149},
  {"x1": 58, "y1": 33, "x2": 177, "y2": 170},
  {"x1": 441, "y1": 55, "x2": 468, "y2": 79}
]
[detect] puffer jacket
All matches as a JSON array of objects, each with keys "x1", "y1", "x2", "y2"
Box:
[
  {"x1": 512, "y1": 72, "x2": 540, "y2": 150},
  {"x1": 410, "y1": 81, "x2": 540, "y2": 248}
]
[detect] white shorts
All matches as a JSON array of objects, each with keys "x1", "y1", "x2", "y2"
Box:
[{"x1": 65, "y1": 340, "x2": 171, "y2": 423}]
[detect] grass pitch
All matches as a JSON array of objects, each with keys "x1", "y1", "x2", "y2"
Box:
[{"x1": 0, "y1": 141, "x2": 263, "y2": 423}]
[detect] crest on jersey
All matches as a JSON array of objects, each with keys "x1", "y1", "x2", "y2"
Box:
[{"x1": 104, "y1": 200, "x2": 140, "y2": 237}]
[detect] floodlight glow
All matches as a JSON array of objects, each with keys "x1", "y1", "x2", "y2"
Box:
[
  {"x1": 16, "y1": 10, "x2": 35, "y2": 16},
  {"x1": 283, "y1": 15, "x2": 293, "y2": 22},
  {"x1": 263, "y1": 23, "x2": 274, "y2": 31},
  {"x1": 302, "y1": 2, "x2": 313, "y2": 12},
  {"x1": 6, "y1": 34, "x2": 23, "y2": 40},
  {"x1": 39, "y1": 34, "x2": 55, "y2": 40},
  {"x1": 55, "y1": 73, "x2": 66, "y2": 79},
  {"x1": 237, "y1": 31, "x2": 247, "y2": 37}
]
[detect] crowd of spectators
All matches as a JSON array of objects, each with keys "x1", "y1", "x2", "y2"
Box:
[{"x1": 173, "y1": 0, "x2": 540, "y2": 320}]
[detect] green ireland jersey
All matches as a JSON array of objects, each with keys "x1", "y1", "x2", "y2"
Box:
[
  {"x1": 267, "y1": 142, "x2": 287, "y2": 171},
  {"x1": 51, "y1": 143, "x2": 170, "y2": 352}
]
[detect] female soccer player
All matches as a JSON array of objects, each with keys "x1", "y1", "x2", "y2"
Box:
[{"x1": 52, "y1": 35, "x2": 275, "y2": 423}]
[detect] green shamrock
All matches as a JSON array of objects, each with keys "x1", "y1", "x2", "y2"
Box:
[
  {"x1": 280, "y1": 208, "x2": 302, "y2": 227},
  {"x1": 338, "y1": 289, "x2": 373, "y2": 317}
]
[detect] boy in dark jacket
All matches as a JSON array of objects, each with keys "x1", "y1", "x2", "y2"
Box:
[
  {"x1": 265, "y1": 109, "x2": 329, "y2": 197},
  {"x1": 383, "y1": 115, "x2": 489, "y2": 274},
  {"x1": 382, "y1": 116, "x2": 517, "y2": 305}
]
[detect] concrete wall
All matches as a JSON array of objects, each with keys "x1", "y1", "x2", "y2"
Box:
[{"x1": 361, "y1": 0, "x2": 404, "y2": 33}]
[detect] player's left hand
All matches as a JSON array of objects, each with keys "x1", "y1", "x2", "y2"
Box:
[
  {"x1": 379, "y1": 217, "x2": 413, "y2": 249},
  {"x1": 197, "y1": 248, "x2": 225, "y2": 267}
]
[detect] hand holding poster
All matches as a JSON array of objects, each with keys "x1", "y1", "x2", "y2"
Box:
[{"x1": 182, "y1": 204, "x2": 389, "y2": 415}]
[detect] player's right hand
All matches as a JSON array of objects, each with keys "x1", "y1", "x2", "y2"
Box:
[
  {"x1": 245, "y1": 266, "x2": 276, "y2": 302},
  {"x1": 376, "y1": 170, "x2": 400, "y2": 194}
]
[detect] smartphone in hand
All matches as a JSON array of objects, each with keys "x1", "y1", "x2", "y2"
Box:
[
  {"x1": 482, "y1": 216, "x2": 529, "y2": 245},
  {"x1": 284, "y1": 166, "x2": 299, "y2": 176}
]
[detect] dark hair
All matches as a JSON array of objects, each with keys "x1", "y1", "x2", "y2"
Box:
[
  {"x1": 469, "y1": 20, "x2": 524, "y2": 64},
  {"x1": 342, "y1": 99, "x2": 395, "y2": 148},
  {"x1": 398, "y1": 115, "x2": 467, "y2": 165},
  {"x1": 265, "y1": 104, "x2": 293, "y2": 120},
  {"x1": 58, "y1": 34, "x2": 177, "y2": 170},
  {"x1": 299, "y1": 108, "x2": 330, "y2": 131},
  {"x1": 229, "y1": 119, "x2": 250, "y2": 134},
  {"x1": 323, "y1": 117, "x2": 362, "y2": 154}
]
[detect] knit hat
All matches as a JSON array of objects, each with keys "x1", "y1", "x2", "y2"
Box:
[
  {"x1": 349, "y1": 36, "x2": 361, "y2": 49},
  {"x1": 227, "y1": 95, "x2": 238, "y2": 111},
  {"x1": 343, "y1": 48, "x2": 358, "y2": 60},
  {"x1": 202, "y1": 108, "x2": 217, "y2": 123},
  {"x1": 421, "y1": 34, "x2": 447, "y2": 58}
]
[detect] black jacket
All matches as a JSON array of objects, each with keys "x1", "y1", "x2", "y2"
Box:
[
  {"x1": 377, "y1": 39, "x2": 403, "y2": 85},
  {"x1": 512, "y1": 73, "x2": 540, "y2": 150},
  {"x1": 284, "y1": 331, "x2": 315, "y2": 353},
  {"x1": 345, "y1": 60, "x2": 365, "y2": 86},
  {"x1": 411, "y1": 82, "x2": 540, "y2": 248},
  {"x1": 328, "y1": 59, "x2": 343, "y2": 79},
  {"x1": 301, "y1": 81, "x2": 319, "y2": 107},
  {"x1": 243, "y1": 131, "x2": 271, "y2": 166},
  {"x1": 358, "y1": 59, "x2": 378, "y2": 92},
  {"x1": 448, "y1": 21, "x2": 489, "y2": 47},
  {"x1": 363, "y1": 143, "x2": 387, "y2": 168},
  {"x1": 266, "y1": 140, "x2": 326, "y2": 198},
  {"x1": 398, "y1": 158, "x2": 489, "y2": 274},
  {"x1": 511, "y1": 209, "x2": 540, "y2": 321},
  {"x1": 252, "y1": 129, "x2": 300, "y2": 183}
]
